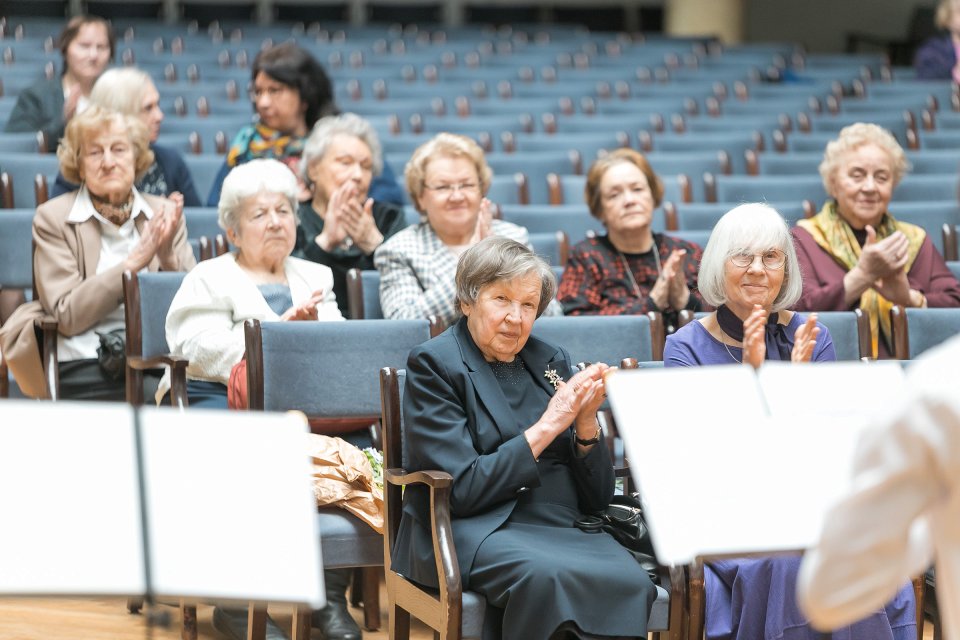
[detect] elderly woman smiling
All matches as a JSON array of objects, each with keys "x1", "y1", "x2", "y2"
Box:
[
  {"x1": 792, "y1": 123, "x2": 960, "y2": 359},
  {"x1": 395, "y1": 236, "x2": 657, "y2": 640},
  {"x1": 161, "y1": 158, "x2": 342, "y2": 409},
  {"x1": 665, "y1": 203, "x2": 832, "y2": 367},
  {"x1": 664, "y1": 204, "x2": 918, "y2": 640},
  {"x1": 375, "y1": 132, "x2": 558, "y2": 327},
  {"x1": 295, "y1": 112, "x2": 407, "y2": 317},
  {"x1": 0, "y1": 105, "x2": 194, "y2": 401}
]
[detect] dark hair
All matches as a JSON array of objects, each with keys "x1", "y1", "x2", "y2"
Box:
[
  {"x1": 58, "y1": 15, "x2": 115, "y2": 75},
  {"x1": 252, "y1": 43, "x2": 338, "y2": 129}
]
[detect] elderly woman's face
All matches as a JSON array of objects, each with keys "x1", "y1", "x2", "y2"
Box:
[
  {"x1": 462, "y1": 272, "x2": 541, "y2": 363},
  {"x1": 722, "y1": 248, "x2": 786, "y2": 317},
  {"x1": 419, "y1": 155, "x2": 482, "y2": 240},
  {"x1": 597, "y1": 161, "x2": 655, "y2": 235},
  {"x1": 307, "y1": 134, "x2": 373, "y2": 202},
  {"x1": 253, "y1": 71, "x2": 307, "y2": 135},
  {"x1": 227, "y1": 190, "x2": 297, "y2": 268},
  {"x1": 80, "y1": 121, "x2": 136, "y2": 201},
  {"x1": 830, "y1": 143, "x2": 894, "y2": 230},
  {"x1": 64, "y1": 22, "x2": 111, "y2": 84}
]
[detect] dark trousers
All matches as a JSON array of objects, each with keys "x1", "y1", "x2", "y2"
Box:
[
  {"x1": 59, "y1": 359, "x2": 161, "y2": 402},
  {"x1": 160, "y1": 379, "x2": 229, "y2": 409}
]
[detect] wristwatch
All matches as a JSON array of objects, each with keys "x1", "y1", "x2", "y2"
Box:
[{"x1": 574, "y1": 426, "x2": 601, "y2": 446}]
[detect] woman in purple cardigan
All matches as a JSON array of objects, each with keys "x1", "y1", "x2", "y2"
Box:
[
  {"x1": 792, "y1": 123, "x2": 960, "y2": 359},
  {"x1": 664, "y1": 203, "x2": 917, "y2": 640}
]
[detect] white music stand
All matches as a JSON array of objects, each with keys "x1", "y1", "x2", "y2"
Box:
[{"x1": 0, "y1": 401, "x2": 323, "y2": 611}]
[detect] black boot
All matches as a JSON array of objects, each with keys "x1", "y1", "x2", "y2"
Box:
[
  {"x1": 212, "y1": 606, "x2": 289, "y2": 640},
  {"x1": 312, "y1": 568, "x2": 362, "y2": 640}
]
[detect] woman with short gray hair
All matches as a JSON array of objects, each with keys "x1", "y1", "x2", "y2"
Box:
[
  {"x1": 665, "y1": 202, "x2": 832, "y2": 368},
  {"x1": 295, "y1": 113, "x2": 407, "y2": 317},
  {"x1": 395, "y1": 235, "x2": 658, "y2": 640}
]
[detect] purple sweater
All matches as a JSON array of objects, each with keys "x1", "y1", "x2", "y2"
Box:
[{"x1": 663, "y1": 313, "x2": 836, "y2": 366}]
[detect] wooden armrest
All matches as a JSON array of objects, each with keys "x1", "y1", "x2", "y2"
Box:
[
  {"x1": 385, "y1": 468, "x2": 453, "y2": 489},
  {"x1": 127, "y1": 354, "x2": 189, "y2": 371},
  {"x1": 384, "y1": 466, "x2": 461, "y2": 600}
]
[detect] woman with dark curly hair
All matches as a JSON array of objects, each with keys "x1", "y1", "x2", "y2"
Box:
[{"x1": 205, "y1": 42, "x2": 404, "y2": 207}]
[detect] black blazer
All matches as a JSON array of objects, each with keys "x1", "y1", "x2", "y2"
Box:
[{"x1": 391, "y1": 317, "x2": 616, "y2": 589}]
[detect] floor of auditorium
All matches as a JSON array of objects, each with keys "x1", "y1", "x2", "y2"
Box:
[{"x1": 0, "y1": 589, "x2": 940, "y2": 639}]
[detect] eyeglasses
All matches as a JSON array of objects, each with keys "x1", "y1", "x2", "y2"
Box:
[
  {"x1": 729, "y1": 249, "x2": 786, "y2": 270},
  {"x1": 250, "y1": 84, "x2": 293, "y2": 101},
  {"x1": 424, "y1": 182, "x2": 479, "y2": 197}
]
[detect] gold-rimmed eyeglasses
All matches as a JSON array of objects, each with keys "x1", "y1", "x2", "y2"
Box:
[{"x1": 729, "y1": 249, "x2": 786, "y2": 270}]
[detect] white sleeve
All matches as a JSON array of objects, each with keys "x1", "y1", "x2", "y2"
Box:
[{"x1": 798, "y1": 346, "x2": 960, "y2": 629}]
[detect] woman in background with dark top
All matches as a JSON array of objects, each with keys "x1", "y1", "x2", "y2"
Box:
[
  {"x1": 914, "y1": 0, "x2": 960, "y2": 80},
  {"x1": 204, "y1": 42, "x2": 405, "y2": 208},
  {"x1": 558, "y1": 148, "x2": 703, "y2": 332},
  {"x1": 295, "y1": 113, "x2": 406, "y2": 317},
  {"x1": 49, "y1": 67, "x2": 201, "y2": 206},
  {"x1": 4, "y1": 15, "x2": 113, "y2": 142}
]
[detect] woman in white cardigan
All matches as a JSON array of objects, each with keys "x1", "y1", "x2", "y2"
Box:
[{"x1": 159, "y1": 158, "x2": 343, "y2": 408}]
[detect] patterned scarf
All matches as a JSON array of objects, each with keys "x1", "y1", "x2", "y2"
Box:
[
  {"x1": 226, "y1": 122, "x2": 306, "y2": 170},
  {"x1": 796, "y1": 201, "x2": 925, "y2": 358}
]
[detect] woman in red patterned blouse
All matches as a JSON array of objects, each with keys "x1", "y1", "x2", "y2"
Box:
[{"x1": 558, "y1": 149, "x2": 704, "y2": 331}]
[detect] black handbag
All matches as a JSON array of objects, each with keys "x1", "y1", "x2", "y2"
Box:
[
  {"x1": 576, "y1": 493, "x2": 660, "y2": 584},
  {"x1": 95, "y1": 328, "x2": 126, "y2": 381}
]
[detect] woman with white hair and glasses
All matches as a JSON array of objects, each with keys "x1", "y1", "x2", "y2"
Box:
[
  {"x1": 664, "y1": 205, "x2": 917, "y2": 638},
  {"x1": 161, "y1": 158, "x2": 342, "y2": 410},
  {"x1": 50, "y1": 66, "x2": 202, "y2": 206},
  {"x1": 665, "y1": 202, "x2": 833, "y2": 368},
  {"x1": 296, "y1": 113, "x2": 407, "y2": 317}
]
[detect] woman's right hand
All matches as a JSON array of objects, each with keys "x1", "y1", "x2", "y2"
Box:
[
  {"x1": 315, "y1": 182, "x2": 352, "y2": 251},
  {"x1": 280, "y1": 289, "x2": 325, "y2": 321},
  {"x1": 469, "y1": 198, "x2": 493, "y2": 245},
  {"x1": 742, "y1": 304, "x2": 768, "y2": 369}
]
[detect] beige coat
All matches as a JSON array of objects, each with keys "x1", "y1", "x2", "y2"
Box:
[{"x1": 0, "y1": 191, "x2": 196, "y2": 398}]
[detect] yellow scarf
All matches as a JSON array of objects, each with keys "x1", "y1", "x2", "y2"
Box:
[{"x1": 797, "y1": 202, "x2": 925, "y2": 358}]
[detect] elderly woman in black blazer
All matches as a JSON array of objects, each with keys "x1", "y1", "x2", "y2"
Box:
[{"x1": 393, "y1": 236, "x2": 656, "y2": 640}]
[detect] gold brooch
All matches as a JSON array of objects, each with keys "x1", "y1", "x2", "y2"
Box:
[{"x1": 544, "y1": 367, "x2": 562, "y2": 390}]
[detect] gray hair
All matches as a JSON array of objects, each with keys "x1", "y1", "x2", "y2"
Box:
[
  {"x1": 90, "y1": 67, "x2": 153, "y2": 116},
  {"x1": 300, "y1": 112, "x2": 383, "y2": 186},
  {"x1": 218, "y1": 158, "x2": 300, "y2": 232},
  {"x1": 456, "y1": 236, "x2": 556, "y2": 318},
  {"x1": 819, "y1": 122, "x2": 909, "y2": 196},
  {"x1": 698, "y1": 203, "x2": 803, "y2": 312}
]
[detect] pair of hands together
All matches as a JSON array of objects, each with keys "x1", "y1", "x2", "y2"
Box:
[
  {"x1": 125, "y1": 191, "x2": 185, "y2": 272},
  {"x1": 315, "y1": 182, "x2": 383, "y2": 255},
  {"x1": 527, "y1": 363, "x2": 609, "y2": 458},
  {"x1": 648, "y1": 248, "x2": 691, "y2": 311},
  {"x1": 740, "y1": 304, "x2": 820, "y2": 369},
  {"x1": 848, "y1": 226, "x2": 923, "y2": 307}
]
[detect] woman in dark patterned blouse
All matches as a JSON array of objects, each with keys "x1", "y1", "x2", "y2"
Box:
[{"x1": 558, "y1": 148, "x2": 704, "y2": 331}]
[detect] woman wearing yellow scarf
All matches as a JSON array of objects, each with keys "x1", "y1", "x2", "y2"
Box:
[{"x1": 793, "y1": 123, "x2": 960, "y2": 358}]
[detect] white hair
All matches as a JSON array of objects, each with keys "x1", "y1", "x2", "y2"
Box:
[
  {"x1": 698, "y1": 202, "x2": 803, "y2": 312},
  {"x1": 90, "y1": 67, "x2": 153, "y2": 116},
  {"x1": 218, "y1": 159, "x2": 300, "y2": 232},
  {"x1": 300, "y1": 112, "x2": 383, "y2": 186}
]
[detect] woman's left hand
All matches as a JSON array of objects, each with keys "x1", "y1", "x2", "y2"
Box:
[
  {"x1": 791, "y1": 313, "x2": 820, "y2": 363},
  {"x1": 664, "y1": 249, "x2": 690, "y2": 310},
  {"x1": 157, "y1": 193, "x2": 184, "y2": 265},
  {"x1": 280, "y1": 289, "x2": 325, "y2": 321},
  {"x1": 742, "y1": 304, "x2": 767, "y2": 369}
]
